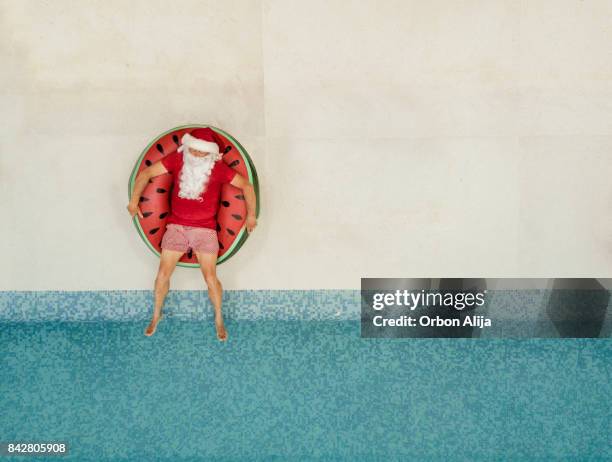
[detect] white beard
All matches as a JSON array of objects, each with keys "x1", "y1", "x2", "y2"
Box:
[{"x1": 177, "y1": 148, "x2": 219, "y2": 201}]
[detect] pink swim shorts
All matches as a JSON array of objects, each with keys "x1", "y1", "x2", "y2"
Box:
[{"x1": 160, "y1": 224, "x2": 219, "y2": 255}]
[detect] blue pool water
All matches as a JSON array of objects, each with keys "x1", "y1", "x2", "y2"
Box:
[{"x1": 1, "y1": 320, "x2": 610, "y2": 461}]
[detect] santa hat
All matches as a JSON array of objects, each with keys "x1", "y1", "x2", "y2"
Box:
[{"x1": 177, "y1": 127, "x2": 225, "y2": 155}]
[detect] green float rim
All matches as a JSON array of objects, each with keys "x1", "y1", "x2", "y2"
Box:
[{"x1": 128, "y1": 124, "x2": 260, "y2": 267}]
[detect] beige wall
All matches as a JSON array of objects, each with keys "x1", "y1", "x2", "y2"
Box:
[{"x1": 1, "y1": 0, "x2": 611, "y2": 290}]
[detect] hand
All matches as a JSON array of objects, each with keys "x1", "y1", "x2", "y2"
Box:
[
  {"x1": 246, "y1": 214, "x2": 257, "y2": 233},
  {"x1": 127, "y1": 202, "x2": 143, "y2": 218}
]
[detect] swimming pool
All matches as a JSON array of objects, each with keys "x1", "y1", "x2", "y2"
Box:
[{"x1": 1, "y1": 318, "x2": 610, "y2": 461}]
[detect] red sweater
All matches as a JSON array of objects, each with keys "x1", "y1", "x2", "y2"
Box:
[{"x1": 161, "y1": 151, "x2": 236, "y2": 229}]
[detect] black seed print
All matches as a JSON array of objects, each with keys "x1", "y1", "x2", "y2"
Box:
[
  {"x1": 227, "y1": 228, "x2": 235, "y2": 236},
  {"x1": 228, "y1": 160, "x2": 240, "y2": 168},
  {"x1": 148, "y1": 179, "x2": 153, "y2": 184},
  {"x1": 156, "y1": 143, "x2": 164, "y2": 154},
  {"x1": 187, "y1": 249, "x2": 193, "y2": 259},
  {"x1": 159, "y1": 212, "x2": 168, "y2": 219},
  {"x1": 219, "y1": 241, "x2": 224, "y2": 249},
  {"x1": 224, "y1": 146, "x2": 232, "y2": 154},
  {"x1": 221, "y1": 201, "x2": 230, "y2": 207},
  {"x1": 216, "y1": 223, "x2": 221, "y2": 232},
  {"x1": 145, "y1": 159, "x2": 152, "y2": 167},
  {"x1": 139, "y1": 197, "x2": 149, "y2": 202},
  {"x1": 235, "y1": 194, "x2": 245, "y2": 200},
  {"x1": 149, "y1": 227, "x2": 160, "y2": 235},
  {"x1": 172, "y1": 135, "x2": 179, "y2": 145},
  {"x1": 156, "y1": 188, "x2": 167, "y2": 193},
  {"x1": 142, "y1": 211, "x2": 153, "y2": 218},
  {"x1": 231, "y1": 214, "x2": 242, "y2": 220}
]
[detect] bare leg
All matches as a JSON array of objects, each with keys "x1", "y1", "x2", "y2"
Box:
[
  {"x1": 195, "y1": 251, "x2": 227, "y2": 341},
  {"x1": 145, "y1": 249, "x2": 183, "y2": 336}
]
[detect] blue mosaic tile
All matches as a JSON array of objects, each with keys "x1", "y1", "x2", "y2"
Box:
[
  {"x1": 0, "y1": 321, "x2": 610, "y2": 460},
  {"x1": 0, "y1": 290, "x2": 360, "y2": 322},
  {"x1": 1, "y1": 290, "x2": 610, "y2": 338}
]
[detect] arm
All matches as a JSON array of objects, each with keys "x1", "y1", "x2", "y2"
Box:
[
  {"x1": 126, "y1": 161, "x2": 168, "y2": 218},
  {"x1": 230, "y1": 173, "x2": 257, "y2": 233}
]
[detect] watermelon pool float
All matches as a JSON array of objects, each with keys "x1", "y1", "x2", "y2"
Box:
[{"x1": 128, "y1": 124, "x2": 260, "y2": 267}]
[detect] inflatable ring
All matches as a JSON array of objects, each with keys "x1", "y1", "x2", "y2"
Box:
[{"x1": 129, "y1": 124, "x2": 260, "y2": 267}]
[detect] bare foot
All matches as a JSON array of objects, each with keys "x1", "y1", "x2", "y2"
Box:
[
  {"x1": 215, "y1": 318, "x2": 228, "y2": 342},
  {"x1": 144, "y1": 314, "x2": 163, "y2": 337}
]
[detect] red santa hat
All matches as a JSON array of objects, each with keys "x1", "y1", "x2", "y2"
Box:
[{"x1": 177, "y1": 127, "x2": 225, "y2": 155}]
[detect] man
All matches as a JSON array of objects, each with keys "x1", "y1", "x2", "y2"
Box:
[{"x1": 127, "y1": 128, "x2": 257, "y2": 340}]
